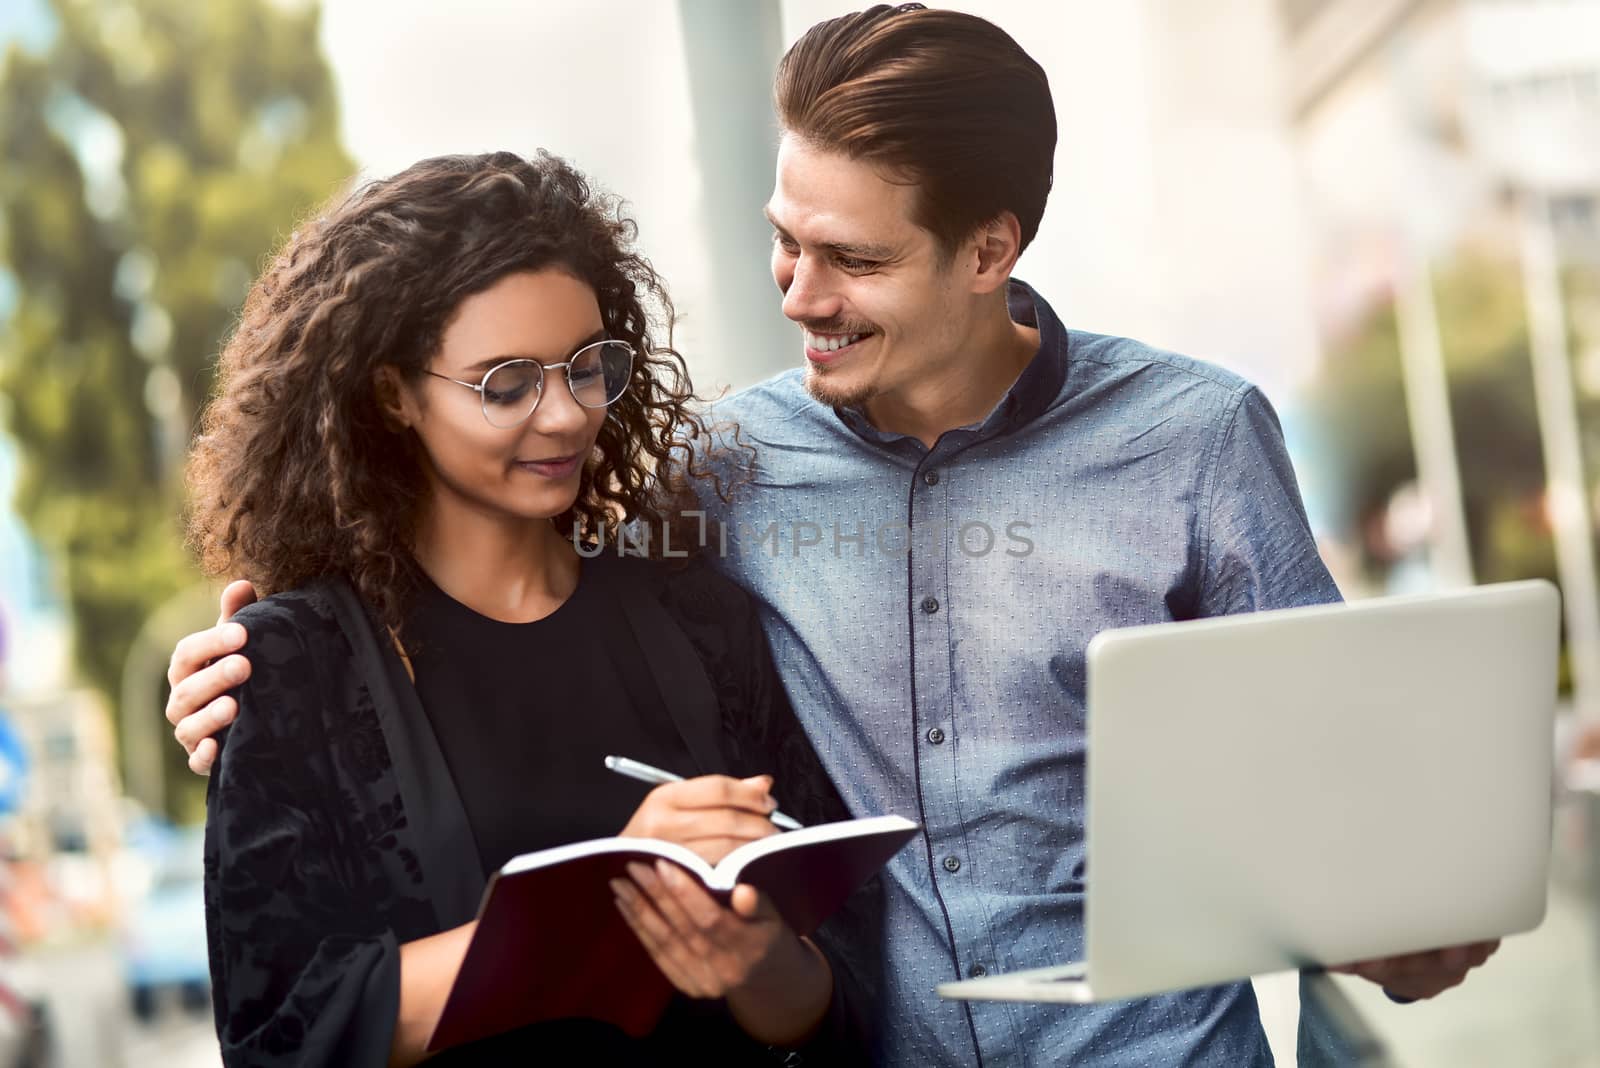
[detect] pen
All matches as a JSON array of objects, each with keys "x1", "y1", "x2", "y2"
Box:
[{"x1": 603, "y1": 754, "x2": 804, "y2": 830}]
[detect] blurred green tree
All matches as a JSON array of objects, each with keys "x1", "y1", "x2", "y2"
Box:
[{"x1": 0, "y1": 0, "x2": 351, "y2": 815}]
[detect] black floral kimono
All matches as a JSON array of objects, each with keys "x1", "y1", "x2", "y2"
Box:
[{"x1": 204, "y1": 554, "x2": 881, "y2": 1066}]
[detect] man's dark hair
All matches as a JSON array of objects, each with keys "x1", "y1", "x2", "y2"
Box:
[{"x1": 775, "y1": 3, "x2": 1057, "y2": 255}]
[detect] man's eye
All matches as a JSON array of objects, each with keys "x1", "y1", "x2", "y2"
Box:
[
  {"x1": 837, "y1": 256, "x2": 876, "y2": 272},
  {"x1": 772, "y1": 232, "x2": 799, "y2": 254}
]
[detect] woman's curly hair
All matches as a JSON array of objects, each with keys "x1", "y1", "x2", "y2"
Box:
[{"x1": 187, "y1": 150, "x2": 720, "y2": 634}]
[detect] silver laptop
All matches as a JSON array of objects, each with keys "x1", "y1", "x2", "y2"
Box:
[{"x1": 940, "y1": 580, "x2": 1559, "y2": 1005}]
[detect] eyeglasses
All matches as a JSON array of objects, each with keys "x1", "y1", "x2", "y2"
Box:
[{"x1": 422, "y1": 339, "x2": 635, "y2": 428}]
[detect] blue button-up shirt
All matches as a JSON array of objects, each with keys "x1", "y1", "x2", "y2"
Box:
[{"x1": 697, "y1": 280, "x2": 1340, "y2": 1066}]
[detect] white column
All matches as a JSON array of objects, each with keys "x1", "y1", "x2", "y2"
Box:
[
  {"x1": 1519, "y1": 191, "x2": 1600, "y2": 720},
  {"x1": 1389, "y1": 25, "x2": 1476, "y2": 590},
  {"x1": 1393, "y1": 243, "x2": 1476, "y2": 588},
  {"x1": 678, "y1": 0, "x2": 794, "y2": 389}
]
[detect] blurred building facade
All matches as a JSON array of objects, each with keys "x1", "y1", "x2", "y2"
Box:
[
  {"x1": 2, "y1": 690, "x2": 122, "y2": 925},
  {"x1": 1286, "y1": 0, "x2": 1600, "y2": 325},
  {"x1": 1285, "y1": 0, "x2": 1600, "y2": 712}
]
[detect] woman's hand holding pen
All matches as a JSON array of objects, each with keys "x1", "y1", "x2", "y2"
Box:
[
  {"x1": 618, "y1": 774, "x2": 784, "y2": 865},
  {"x1": 610, "y1": 865, "x2": 832, "y2": 1047}
]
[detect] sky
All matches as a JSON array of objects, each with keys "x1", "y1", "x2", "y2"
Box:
[{"x1": 0, "y1": 0, "x2": 53, "y2": 54}]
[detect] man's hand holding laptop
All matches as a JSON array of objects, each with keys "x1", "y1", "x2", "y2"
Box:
[
  {"x1": 1330, "y1": 940, "x2": 1501, "y2": 1001},
  {"x1": 941, "y1": 582, "x2": 1553, "y2": 1010}
]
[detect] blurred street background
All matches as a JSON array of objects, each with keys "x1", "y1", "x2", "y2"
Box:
[{"x1": 2, "y1": 0, "x2": 1600, "y2": 1064}]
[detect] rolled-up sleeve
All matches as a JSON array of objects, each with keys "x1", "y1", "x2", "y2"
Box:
[{"x1": 1196, "y1": 386, "x2": 1343, "y2": 614}]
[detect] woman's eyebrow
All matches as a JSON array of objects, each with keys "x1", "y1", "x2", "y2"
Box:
[{"x1": 457, "y1": 327, "x2": 608, "y2": 373}]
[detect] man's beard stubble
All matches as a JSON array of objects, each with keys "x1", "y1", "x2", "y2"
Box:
[{"x1": 802, "y1": 359, "x2": 878, "y2": 410}]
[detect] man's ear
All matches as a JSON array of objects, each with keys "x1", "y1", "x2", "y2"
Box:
[
  {"x1": 373, "y1": 365, "x2": 414, "y2": 430},
  {"x1": 969, "y1": 211, "x2": 1023, "y2": 296}
]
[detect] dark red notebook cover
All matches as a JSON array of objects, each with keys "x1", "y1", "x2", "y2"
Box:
[{"x1": 427, "y1": 817, "x2": 918, "y2": 1052}]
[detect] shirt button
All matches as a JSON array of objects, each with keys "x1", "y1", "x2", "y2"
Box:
[
  {"x1": 921, "y1": 596, "x2": 940, "y2": 614},
  {"x1": 942, "y1": 855, "x2": 961, "y2": 873},
  {"x1": 969, "y1": 963, "x2": 988, "y2": 978},
  {"x1": 924, "y1": 470, "x2": 940, "y2": 486},
  {"x1": 926, "y1": 727, "x2": 946, "y2": 745}
]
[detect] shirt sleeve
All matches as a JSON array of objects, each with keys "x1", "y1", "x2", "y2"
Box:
[
  {"x1": 1196, "y1": 386, "x2": 1343, "y2": 615},
  {"x1": 204, "y1": 608, "x2": 402, "y2": 1068}
]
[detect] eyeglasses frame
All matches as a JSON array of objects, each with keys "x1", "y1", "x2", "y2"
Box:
[{"x1": 420, "y1": 338, "x2": 636, "y2": 427}]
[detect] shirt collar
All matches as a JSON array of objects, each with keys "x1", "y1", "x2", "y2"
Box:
[{"x1": 835, "y1": 277, "x2": 1069, "y2": 447}]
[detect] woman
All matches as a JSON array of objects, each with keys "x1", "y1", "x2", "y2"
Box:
[{"x1": 187, "y1": 151, "x2": 873, "y2": 1066}]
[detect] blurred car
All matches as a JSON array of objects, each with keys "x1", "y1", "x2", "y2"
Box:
[
  {"x1": 120, "y1": 823, "x2": 209, "y2": 1023},
  {"x1": 0, "y1": 871, "x2": 52, "y2": 1068}
]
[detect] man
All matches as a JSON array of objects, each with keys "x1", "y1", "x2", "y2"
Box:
[{"x1": 167, "y1": 6, "x2": 1495, "y2": 1064}]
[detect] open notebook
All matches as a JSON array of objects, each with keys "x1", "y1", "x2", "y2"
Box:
[{"x1": 429, "y1": 814, "x2": 918, "y2": 1050}]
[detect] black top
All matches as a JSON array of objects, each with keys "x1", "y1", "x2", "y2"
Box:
[
  {"x1": 409, "y1": 565, "x2": 695, "y2": 872},
  {"x1": 204, "y1": 554, "x2": 881, "y2": 1068}
]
